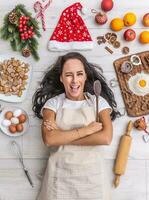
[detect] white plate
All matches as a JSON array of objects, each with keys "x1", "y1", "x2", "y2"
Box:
[
  {"x1": 0, "y1": 55, "x2": 32, "y2": 102},
  {"x1": 0, "y1": 106, "x2": 30, "y2": 137}
]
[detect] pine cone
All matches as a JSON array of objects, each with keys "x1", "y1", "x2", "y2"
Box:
[
  {"x1": 22, "y1": 48, "x2": 31, "y2": 57},
  {"x1": 8, "y1": 11, "x2": 18, "y2": 24}
]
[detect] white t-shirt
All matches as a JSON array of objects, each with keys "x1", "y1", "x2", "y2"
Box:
[{"x1": 42, "y1": 92, "x2": 112, "y2": 115}]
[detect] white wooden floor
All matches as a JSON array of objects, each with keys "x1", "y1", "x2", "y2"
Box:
[{"x1": 0, "y1": 0, "x2": 149, "y2": 199}]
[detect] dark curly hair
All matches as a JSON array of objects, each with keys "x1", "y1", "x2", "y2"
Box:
[{"x1": 32, "y1": 52, "x2": 120, "y2": 120}]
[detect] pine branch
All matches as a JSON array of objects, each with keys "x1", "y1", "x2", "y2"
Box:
[
  {"x1": 10, "y1": 39, "x2": 17, "y2": 51},
  {"x1": 34, "y1": 29, "x2": 41, "y2": 38},
  {"x1": 15, "y1": 4, "x2": 41, "y2": 38},
  {"x1": 16, "y1": 4, "x2": 40, "y2": 31},
  {"x1": 0, "y1": 27, "x2": 9, "y2": 40},
  {"x1": 8, "y1": 24, "x2": 15, "y2": 33},
  {"x1": 29, "y1": 18, "x2": 39, "y2": 30},
  {"x1": 28, "y1": 43, "x2": 40, "y2": 60},
  {"x1": 30, "y1": 37, "x2": 38, "y2": 47},
  {"x1": 1, "y1": 4, "x2": 41, "y2": 61},
  {"x1": 18, "y1": 40, "x2": 27, "y2": 51},
  {"x1": 16, "y1": 4, "x2": 32, "y2": 17},
  {"x1": 3, "y1": 13, "x2": 9, "y2": 26}
]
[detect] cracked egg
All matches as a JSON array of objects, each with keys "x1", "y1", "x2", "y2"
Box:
[{"x1": 128, "y1": 73, "x2": 149, "y2": 96}]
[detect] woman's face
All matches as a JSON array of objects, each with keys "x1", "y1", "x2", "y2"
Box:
[{"x1": 60, "y1": 58, "x2": 87, "y2": 100}]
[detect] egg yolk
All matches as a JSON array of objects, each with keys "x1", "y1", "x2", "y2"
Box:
[{"x1": 138, "y1": 79, "x2": 146, "y2": 88}]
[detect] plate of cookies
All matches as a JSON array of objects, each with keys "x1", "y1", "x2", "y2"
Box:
[
  {"x1": 0, "y1": 55, "x2": 32, "y2": 102},
  {"x1": 0, "y1": 106, "x2": 29, "y2": 137}
]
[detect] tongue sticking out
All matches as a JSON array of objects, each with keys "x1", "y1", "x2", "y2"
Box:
[{"x1": 71, "y1": 86, "x2": 80, "y2": 93}]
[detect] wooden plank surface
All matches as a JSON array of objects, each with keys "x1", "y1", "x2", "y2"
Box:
[{"x1": 0, "y1": 0, "x2": 149, "y2": 199}]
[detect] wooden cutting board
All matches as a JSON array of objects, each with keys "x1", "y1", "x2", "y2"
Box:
[{"x1": 113, "y1": 51, "x2": 149, "y2": 117}]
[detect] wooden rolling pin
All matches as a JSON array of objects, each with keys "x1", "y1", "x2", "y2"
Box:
[{"x1": 113, "y1": 120, "x2": 133, "y2": 188}]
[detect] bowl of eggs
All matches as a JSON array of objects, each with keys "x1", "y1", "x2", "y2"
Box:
[{"x1": 0, "y1": 107, "x2": 29, "y2": 137}]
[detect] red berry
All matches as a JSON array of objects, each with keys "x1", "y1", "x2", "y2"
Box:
[
  {"x1": 30, "y1": 26, "x2": 33, "y2": 30},
  {"x1": 19, "y1": 28, "x2": 23, "y2": 32},
  {"x1": 23, "y1": 27, "x2": 27, "y2": 31},
  {"x1": 23, "y1": 21, "x2": 26, "y2": 25},
  {"x1": 26, "y1": 17, "x2": 30, "y2": 20},
  {"x1": 25, "y1": 35, "x2": 29, "y2": 39},
  {"x1": 19, "y1": 24, "x2": 23, "y2": 28},
  {"x1": 28, "y1": 30, "x2": 32, "y2": 34}
]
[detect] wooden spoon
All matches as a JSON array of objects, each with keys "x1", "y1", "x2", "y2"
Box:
[{"x1": 93, "y1": 80, "x2": 101, "y2": 122}]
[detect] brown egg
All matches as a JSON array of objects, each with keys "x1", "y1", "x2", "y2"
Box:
[
  {"x1": 9, "y1": 125, "x2": 17, "y2": 134},
  {"x1": 18, "y1": 114, "x2": 27, "y2": 123},
  {"x1": 5, "y1": 111, "x2": 13, "y2": 120},
  {"x1": 16, "y1": 124, "x2": 24, "y2": 132}
]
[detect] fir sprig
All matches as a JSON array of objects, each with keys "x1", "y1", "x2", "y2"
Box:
[{"x1": 0, "y1": 4, "x2": 41, "y2": 61}]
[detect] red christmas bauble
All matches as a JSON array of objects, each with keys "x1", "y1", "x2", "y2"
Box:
[
  {"x1": 95, "y1": 12, "x2": 108, "y2": 25},
  {"x1": 101, "y1": 0, "x2": 114, "y2": 12}
]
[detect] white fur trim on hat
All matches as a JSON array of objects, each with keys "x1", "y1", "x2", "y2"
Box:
[{"x1": 48, "y1": 40, "x2": 94, "y2": 51}]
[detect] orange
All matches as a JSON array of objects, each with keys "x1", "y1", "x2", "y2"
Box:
[
  {"x1": 123, "y1": 12, "x2": 136, "y2": 26},
  {"x1": 110, "y1": 18, "x2": 124, "y2": 31},
  {"x1": 139, "y1": 31, "x2": 149, "y2": 44}
]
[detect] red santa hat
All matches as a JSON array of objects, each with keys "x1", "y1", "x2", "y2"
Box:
[{"x1": 48, "y1": 2, "x2": 93, "y2": 51}]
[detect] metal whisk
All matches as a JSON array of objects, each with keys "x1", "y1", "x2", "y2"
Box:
[{"x1": 11, "y1": 140, "x2": 34, "y2": 187}]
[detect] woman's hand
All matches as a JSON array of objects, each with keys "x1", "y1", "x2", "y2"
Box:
[
  {"x1": 43, "y1": 120, "x2": 59, "y2": 131},
  {"x1": 86, "y1": 121, "x2": 103, "y2": 135}
]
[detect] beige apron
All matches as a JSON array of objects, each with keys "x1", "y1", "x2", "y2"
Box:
[{"x1": 37, "y1": 98, "x2": 111, "y2": 200}]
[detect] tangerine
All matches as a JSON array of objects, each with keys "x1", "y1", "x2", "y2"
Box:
[
  {"x1": 123, "y1": 12, "x2": 136, "y2": 26},
  {"x1": 110, "y1": 18, "x2": 124, "y2": 31},
  {"x1": 139, "y1": 31, "x2": 149, "y2": 44}
]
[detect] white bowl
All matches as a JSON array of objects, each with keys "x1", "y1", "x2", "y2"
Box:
[{"x1": 0, "y1": 106, "x2": 30, "y2": 137}]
